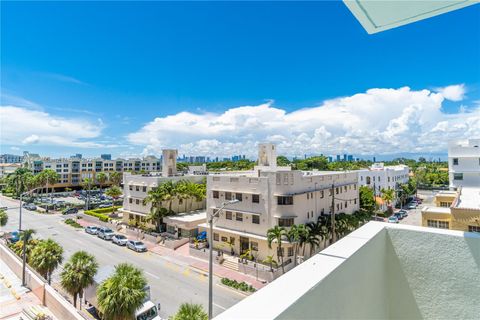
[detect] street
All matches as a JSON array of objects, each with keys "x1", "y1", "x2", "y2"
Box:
[
  {"x1": 398, "y1": 189, "x2": 437, "y2": 226},
  {"x1": 0, "y1": 196, "x2": 242, "y2": 319}
]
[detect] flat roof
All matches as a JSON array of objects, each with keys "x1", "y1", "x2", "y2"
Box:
[
  {"x1": 455, "y1": 188, "x2": 480, "y2": 209},
  {"x1": 164, "y1": 210, "x2": 206, "y2": 223},
  {"x1": 422, "y1": 206, "x2": 451, "y2": 214}
]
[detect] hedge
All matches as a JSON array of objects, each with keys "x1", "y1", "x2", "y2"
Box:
[
  {"x1": 84, "y1": 206, "x2": 122, "y2": 222},
  {"x1": 221, "y1": 278, "x2": 256, "y2": 293},
  {"x1": 64, "y1": 218, "x2": 82, "y2": 228}
]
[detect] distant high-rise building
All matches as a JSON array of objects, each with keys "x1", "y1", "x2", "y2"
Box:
[
  {"x1": 373, "y1": 157, "x2": 376, "y2": 162},
  {"x1": 343, "y1": 154, "x2": 347, "y2": 161},
  {"x1": 100, "y1": 154, "x2": 111, "y2": 160},
  {"x1": 347, "y1": 155, "x2": 353, "y2": 161},
  {"x1": 70, "y1": 153, "x2": 82, "y2": 159},
  {"x1": 336, "y1": 155, "x2": 341, "y2": 162},
  {"x1": 0, "y1": 154, "x2": 23, "y2": 163},
  {"x1": 328, "y1": 156, "x2": 333, "y2": 163}
]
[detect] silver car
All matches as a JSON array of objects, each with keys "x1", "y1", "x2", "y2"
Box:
[
  {"x1": 85, "y1": 226, "x2": 99, "y2": 235},
  {"x1": 112, "y1": 234, "x2": 128, "y2": 246},
  {"x1": 97, "y1": 227, "x2": 115, "y2": 240},
  {"x1": 127, "y1": 240, "x2": 147, "y2": 252}
]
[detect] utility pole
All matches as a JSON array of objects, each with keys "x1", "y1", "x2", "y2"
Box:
[{"x1": 331, "y1": 183, "x2": 336, "y2": 243}]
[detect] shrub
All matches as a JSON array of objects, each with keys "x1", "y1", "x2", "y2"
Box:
[
  {"x1": 64, "y1": 219, "x2": 82, "y2": 228},
  {"x1": 221, "y1": 278, "x2": 256, "y2": 292}
]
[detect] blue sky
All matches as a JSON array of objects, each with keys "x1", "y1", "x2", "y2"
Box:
[{"x1": 1, "y1": 2, "x2": 479, "y2": 159}]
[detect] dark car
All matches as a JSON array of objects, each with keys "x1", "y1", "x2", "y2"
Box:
[{"x1": 63, "y1": 207, "x2": 79, "y2": 215}]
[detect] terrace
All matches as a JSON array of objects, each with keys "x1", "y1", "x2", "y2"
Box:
[{"x1": 216, "y1": 222, "x2": 480, "y2": 319}]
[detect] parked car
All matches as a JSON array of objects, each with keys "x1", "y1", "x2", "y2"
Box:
[
  {"x1": 398, "y1": 209, "x2": 408, "y2": 217},
  {"x1": 23, "y1": 203, "x2": 37, "y2": 211},
  {"x1": 85, "y1": 226, "x2": 99, "y2": 235},
  {"x1": 112, "y1": 234, "x2": 128, "y2": 246},
  {"x1": 371, "y1": 216, "x2": 385, "y2": 222},
  {"x1": 97, "y1": 227, "x2": 115, "y2": 240},
  {"x1": 394, "y1": 213, "x2": 403, "y2": 220},
  {"x1": 7, "y1": 230, "x2": 20, "y2": 243},
  {"x1": 407, "y1": 203, "x2": 417, "y2": 210},
  {"x1": 127, "y1": 240, "x2": 147, "y2": 252},
  {"x1": 388, "y1": 216, "x2": 399, "y2": 224},
  {"x1": 98, "y1": 203, "x2": 113, "y2": 208},
  {"x1": 62, "y1": 207, "x2": 78, "y2": 215}
]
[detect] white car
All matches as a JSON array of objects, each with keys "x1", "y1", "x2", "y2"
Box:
[
  {"x1": 85, "y1": 226, "x2": 99, "y2": 235},
  {"x1": 112, "y1": 234, "x2": 128, "y2": 246},
  {"x1": 97, "y1": 227, "x2": 115, "y2": 240},
  {"x1": 127, "y1": 240, "x2": 147, "y2": 252}
]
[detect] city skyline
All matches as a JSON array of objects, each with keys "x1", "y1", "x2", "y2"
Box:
[{"x1": 1, "y1": 2, "x2": 479, "y2": 159}]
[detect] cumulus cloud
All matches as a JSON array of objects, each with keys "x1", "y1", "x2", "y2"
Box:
[
  {"x1": 0, "y1": 106, "x2": 106, "y2": 148},
  {"x1": 435, "y1": 84, "x2": 466, "y2": 101},
  {"x1": 128, "y1": 86, "x2": 480, "y2": 157}
]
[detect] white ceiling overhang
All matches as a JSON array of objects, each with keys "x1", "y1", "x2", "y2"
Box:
[{"x1": 343, "y1": 0, "x2": 479, "y2": 34}]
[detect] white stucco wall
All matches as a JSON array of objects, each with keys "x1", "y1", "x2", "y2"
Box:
[{"x1": 215, "y1": 223, "x2": 480, "y2": 320}]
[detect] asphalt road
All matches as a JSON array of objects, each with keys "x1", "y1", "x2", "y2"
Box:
[{"x1": 0, "y1": 196, "x2": 242, "y2": 318}]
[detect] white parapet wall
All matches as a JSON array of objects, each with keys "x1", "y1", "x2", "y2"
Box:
[{"x1": 215, "y1": 222, "x2": 480, "y2": 319}]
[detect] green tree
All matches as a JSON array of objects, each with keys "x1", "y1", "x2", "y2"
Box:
[
  {"x1": 38, "y1": 169, "x2": 59, "y2": 195},
  {"x1": 96, "y1": 263, "x2": 147, "y2": 320},
  {"x1": 109, "y1": 171, "x2": 122, "y2": 187},
  {"x1": 81, "y1": 178, "x2": 94, "y2": 210},
  {"x1": 105, "y1": 186, "x2": 122, "y2": 215},
  {"x1": 61, "y1": 251, "x2": 98, "y2": 308},
  {"x1": 0, "y1": 209, "x2": 8, "y2": 226},
  {"x1": 359, "y1": 186, "x2": 376, "y2": 213},
  {"x1": 262, "y1": 255, "x2": 278, "y2": 272},
  {"x1": 276, "y1": 156, "x2": 291, "y2": 166},
  {"x1": 96, "y1": 172, "x2": 108, "y2": 192},
  {"x1": 381, "y1": 188, "x2": 395, "y2": 215},
  {"x1": 7, "y1": 168, "x2": 33, "y2": 196},
  {"x1": 171, "y1": 303, "x2": 208, "y2": 320},
  {"x1": 305, "y1": 221, "x2": 324, "y2": 256},
  {"x1": 267, "y1": 226, "x2": 286, "y2": 273},
  {"x1": 144, "y1": 184, "x2": 172, "y2": 232},
  {"x1": 30, "y1": 239, "x2": 63, "y2": 284},
  {"x1": 285, "y1": 224, "x2": 307, "y2": 266}
]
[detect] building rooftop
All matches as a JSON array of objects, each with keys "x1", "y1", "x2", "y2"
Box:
[
  {"x1": 421, "y1": 206, "x2": 451, "y2": 214},
  {"x1": 455, "y1": 187, "x2": 480, "y2": 210},
  {"x1": 164, "y1": 210, "x2": 206, "y2": 223},
  {"x1": 216, "y1": 222, "x2": 480, "y2": 319}
]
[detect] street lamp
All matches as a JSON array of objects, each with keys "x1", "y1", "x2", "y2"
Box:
[{"x1": 208, "y1": 199, "x2": 239, "y2": 320}]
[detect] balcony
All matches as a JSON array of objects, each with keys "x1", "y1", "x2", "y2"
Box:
[{"x1": 216, "y1": 222, "x2": 480, "y2": 319}]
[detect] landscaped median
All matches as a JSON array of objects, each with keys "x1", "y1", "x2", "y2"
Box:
[
  {"x1": 84, "y1": 206, "x2": 121, "y2": 222},
  {"x1": 64, "y1": 218, "x2": 82, "y2": 229},
  {"x1": 220, "y1": 277, "x2": 256, "y2": 294}
]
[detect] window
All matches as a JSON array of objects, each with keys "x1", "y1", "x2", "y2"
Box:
[
  {"x1": 278, "y1": 218, "x2": 294, "y2": 227},
  {"x1": 252, "y1": 215, "x2": 260, "y2": 224},
  {"x1": 135, "y1": 186, "x2": 140, "y2": 191},
  {"x1": 354, "y1": 184, "x2": 357, "y2": 190},
  {"x1": 226, "y1": 211, "x2": 232, "y2": 220},
  {"x1": 221, "y1": 236, "x2": 228, "y2": 242},
  {"x1": 321, "y1": 208, "x2": 324, "y2": 215},
  {"x1": 213, "y1": 191, "x2": 219, "y2": 199},
  {"x1": 213, "y1": 233, "x2": 219, "y2": 241},
  {"x1": 440, "y1": 202, "x2": 451, "y2": 208},
  {"x1": 453, "y1": 173, "x2": 463, "y2": 180},
  {"x1": 277, "y1": 196, "x2": 293, "y2": 205},
  {"x1": 344, "y1": 186, "x2": 347, "y2": 192},
  {"x1": 336, "y1": 187, "x2": 339, "y2": 195},
  {"x1": 320, "y1": 190, "x2": 324, "y2": 198},
  {"x1": 388, "y1": 177, "x2": 390, "y2": 183},
  {"x1": 236, "y1": 212, "x2": 243, "y2": 222},
  {"x1": 427, "y1": 220, "x2": 449, "y2": 229},
  {"x1": 230, "y1": 237, "x2": 235, "y2": 245},
  {"x1": 468, "y1": 226, "x2": 480, "y2": 233},
  {"x1": 453, "y1": 158, "x2": 458, "y2": 165},
  {"x1": 354, "y1": 198, "x2": 357, "y2": 205},
  {"x1": 235, "y1": 193, "x2": 242, "y2": 202},
  {"x1": 307, "y1": 193, "x2": 310, "y2": 200},
  {"x1": 250, "y1": 241, "x2": 258, "y2": 251},
  {"x1": 225, "y1": 192, "x2": 232, "y2": 200},
  {"x1": 287, "y1": 247, "x2": 294, "y2": 257},
  {"x1": 135, "y1": 199, "x2": 140, "y2": 205},
  {"x1": 129, "y1": 198, "x2": 132, "y2": 203},
  {"x1": 142, "y1": 186, "x2": 147, "y2": 192},
  {"x1": 252, "y1": 194, "x2": 260, "y2": 203}
]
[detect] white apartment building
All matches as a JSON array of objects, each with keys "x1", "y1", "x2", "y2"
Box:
[
  {"x1": 120, "y1": 150, "x2": 206, "y2": 235},
  {"x1": 0, "y1": 163, "x2": 21, "y2": 178},
  {"x1": 200, "y1": 143, "x2": 360, "y2": 262},
  {"x1": 448, "y1": 138, "x2": 480, "y2": 189},
  {"x1": 22, "y1": 152, "x2": 162, "y2": 189},
  {"x1": 357, "y1": 163, "x2": 409, "y2": 209}
]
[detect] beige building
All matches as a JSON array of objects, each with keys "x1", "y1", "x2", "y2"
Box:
[
  {"x1": 0, "y1": 163, "x2": 21, "y2": 178},
  {"x1": 422, "y1": 187, "x2": 480, "y2": 233},
  {"x1": 199, "y1": 143, "x2": 360, "y2": 263},
  {"x1": 120, "y1": 151, "x2": 206, "y2": 234}
]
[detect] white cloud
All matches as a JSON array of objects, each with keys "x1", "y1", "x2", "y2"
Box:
[
  {"x1": 128, "y1": 86, "x2": 480, "y2": 157},
  {"x1": 0, "y1": 106, "x2": 106, "y2": 148},
  {"x1": 435, "y1": 84, "x2": 466, "y2": 102}
]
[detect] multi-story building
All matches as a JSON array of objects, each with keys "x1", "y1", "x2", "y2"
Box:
[
  {"x1": 22, "y1": 152, "x2": 161, "y2": 189},
  {"x1": 200, "y1": 143, "x2": 360, "y2": 263},
  {"x1": 0, "y1": 154, "x2": 23, "y2": 163},
  {"x1": 357, "y1": 163, "x2": 410, "y2": 209},
  {"x1": 0, "y1": 163, "x2": 21, "y2": 178},
  {"x1": 120, "y1": 149, "x2": 206, "y2": 236},
  {"x1": 448, "y1": 138, "x2": 480, "y2": 189}
]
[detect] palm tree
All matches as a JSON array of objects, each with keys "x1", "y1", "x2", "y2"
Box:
[
  {"x1": 161, "y1": 180, "x2": 177, "y2": 213},
  {"x1": 144, "y1": 186, "x2": 170, "y2": 232},
  {"x1": 7, "y1": 168, "x2": 33, "y2": 196},
  {"x1": 96, "y1": 263, "x2": 147, "y2": 320},
  {"x1": 171, "y1": 303, "x2": 208, "y2": 320},
  {"x1": 0, "y1": 209, "x2": 8, "y2": 227},
  {"x1": 262, "y1": 255, "x2": 278, "y2": 272},
  {"x1": 109, "y1": 171, "x2": 122, "y2": 187},
  {"x1": 305, "y1": 221, "x2": 323, "y2": 256},
  {"x1": 61, "y1": 251, "x2": 98, "y2": 308},
  {"x1": 381, "y1": 188, "x2": 395, "y2": 215},
  {"x1": 267, "y1": 226, "x2": 286, "y2": 273},
  {"x1": 30, "y1": 239, "x2": 63, "y2": 284},
  {"x1": 105, "y1": 186, "x2": 122, "y2": 216},
  {"x1": 96, "y1": 172, "x2": 108, "y2": 192},
  {"x1": 81, "y1": 178, "x2": 94, "y2": 210},
  {"x1": 286, "y1": 224, "x2": 306, "y2": 266}
]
